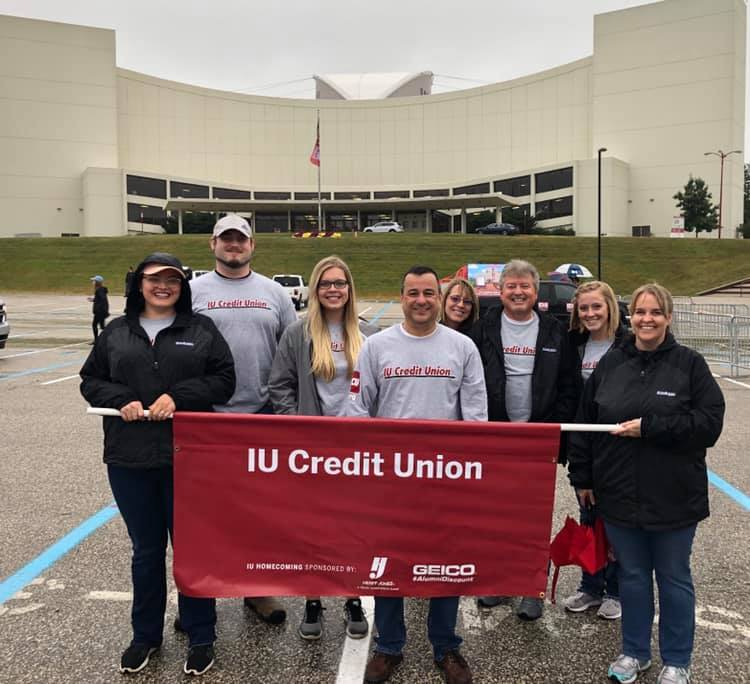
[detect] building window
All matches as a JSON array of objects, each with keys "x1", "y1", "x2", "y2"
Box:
[
  {"x1": 127, "y1": 203, "x2": 166, "y2": 226},
  {"x1": 334, "y1": 191, "x2": 371, "y2": 200},
  {"x1": 127, "y1": 175, "x2": 167, "y2": 199},
  {"x1": 414, "y1": 188, "x2": 449, "y2": 198},
  {"x1": 494, "y1": 175, "x2": 531, "y2": 197},
  {"x1": 170, "y1": 181, "x2": 209, "y2": 198},
  {"x1": 294, "y1": 192, "x2": 331, "y2": 200},
  {"x1": 535, "y1": 167, "x2": 573, "y2": 194},
  {"x1": 632, "y1": 225, "x2": 652, "y2": 237},
  {"x1": 254, "y1": 191, "x2": 291, "y2": 200},
  {"x1": 501, "y1": 204, "x2": 532, "y2": 223},
  {"x1": 254, "y1": 212, "x2": 288, "y2": 232},
  {"x1": 535, "y1": 195, "x2": 573, "y2": 220},
  {"x1": 453, "y1": 182, "x2": 490, "y2": 196},
  {"x1": 213, "y1": 187, "x2": 252, "y2": 199},
  {"x1": 374, "y1": 190, "x2": 410, "y2": 199}
]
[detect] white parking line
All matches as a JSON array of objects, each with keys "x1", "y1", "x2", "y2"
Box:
[
  {"x1": 712, "y1": 373, "x2": 750, "y2": 390},
  {"x1": 335, "y1": 595, "x2": 375, "y2": 684},
  {"x1": 85, "y1": 591, "x2": 133, "y2": 601},
  {"x1": 41, "y1": 374, "x2": 80, "y2": 386},
  {"x1": 0, "y1": 342, "x2": 87, "y2": 359},
  {"x1": 8, "y1": 331, "x2": 50, "y2": 339}
]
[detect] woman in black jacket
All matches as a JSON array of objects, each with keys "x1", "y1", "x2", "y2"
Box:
[
  {"x1": 563, "y1": 281, "x2": 626, "y2": 621},
  {"x1": 80, "y1": 253, "x2": 235, "y2": 678},
  {"x1": 568, "y1": 283, "x2": 724, "y2": 684}
]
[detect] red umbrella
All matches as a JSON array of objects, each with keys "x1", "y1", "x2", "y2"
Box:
[{"x1": 548, "y1": 516, "x2": 609, "y2": 603}]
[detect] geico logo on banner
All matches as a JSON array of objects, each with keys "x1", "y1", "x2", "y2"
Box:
[{"x1": 412, "y1": 564, "x2": 476, "y2": 577}]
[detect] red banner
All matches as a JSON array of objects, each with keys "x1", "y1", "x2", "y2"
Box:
[{"x1": 173, "y1": 413, "x2": 560, "y2": 599}]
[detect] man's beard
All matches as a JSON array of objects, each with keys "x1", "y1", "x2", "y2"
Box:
[{"x1": 216, "y1": 254, "x2": 252, "y2": 269}]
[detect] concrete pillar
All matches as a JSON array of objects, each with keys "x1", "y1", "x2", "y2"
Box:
[
  {"x1": 391, "y1": 208, "x2": 396, "y2": 221},
  {"x1": 495, "y1": 206, "x2": 501, "y2": 223},
  {"x1": 250, "y1": 212, "x2": 256, "y2": 235},
  {"x1": 357, "y1": 210, "x2": 361, "y2": 232},
  {"x1": 425, "y1": 209, "x2": 432, "y2": 233},
  {"x1": 178, "y1": 210, "x2": 183, "y2": 235},
  {"x1": 287, "y1": 210, "x2": 292, "y2": 233},
  {"x1": 460, "y1": 208, "x2": 467, "y2": 235}
]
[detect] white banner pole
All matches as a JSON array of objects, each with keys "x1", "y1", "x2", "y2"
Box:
[{"x1": 86, "y1": 408, "x2": 617, "y2": 431}]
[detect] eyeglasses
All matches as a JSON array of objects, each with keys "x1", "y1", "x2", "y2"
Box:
[
  {"x1": 318, "y1": 279, "x2": 349, "y2": 290},
  {"x1": 448, "y1": 295, "x2": 473, "y2": 307},
  {"x1": 143, "y1": 275, "x2": 182, "y2": 288}
]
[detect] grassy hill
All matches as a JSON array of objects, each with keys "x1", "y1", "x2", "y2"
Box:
[{"x1": 1, "y1": 233, "x2": 748, "y2": 298}]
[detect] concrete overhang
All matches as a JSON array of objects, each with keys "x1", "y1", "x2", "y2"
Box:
[{"x1": 164, "y1": 193, "x2": 517, "y2": 214}]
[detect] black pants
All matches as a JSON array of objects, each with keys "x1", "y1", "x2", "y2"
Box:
[{"x1": 92, "y1": 315, "x2": 106, "y2": 340}]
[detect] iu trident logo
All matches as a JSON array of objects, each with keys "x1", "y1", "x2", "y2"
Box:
[{"x1": 369, "y1": 556, "x2": 388, "y2": 580}]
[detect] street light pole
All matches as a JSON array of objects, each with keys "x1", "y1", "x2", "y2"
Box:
[
  {"x1": 597, "y1": 147, "x2": 607, "y2": 280},
  {"x1": 704, "y1": 149, "x2": 742, "y2": 239}
]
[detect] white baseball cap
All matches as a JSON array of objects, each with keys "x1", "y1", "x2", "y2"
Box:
[{"x1": 213, "y1": 214, "x2": 252, "y2": 238}]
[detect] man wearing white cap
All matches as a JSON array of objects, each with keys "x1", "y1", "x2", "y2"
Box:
[
  {"x1": 89, "y1": 274, "x2": 109, "y2": 344},
  {"x1": 190, "y1": 213, "x2": 296, "y2": 625}
]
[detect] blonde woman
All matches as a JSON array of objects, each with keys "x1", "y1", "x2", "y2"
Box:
[
  {"x1": 440, "y1": 277, "x2": 479, "y2": 335},
  {"x1": 269, "y1": 255, "x2": 378, "y2": 641},
  {"x1": 563, "y1": 281, "x2": 627, "y2": 621}
]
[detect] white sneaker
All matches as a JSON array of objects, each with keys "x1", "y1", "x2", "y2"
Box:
[
  {"x1": 608, "y1": 654, "x2": 652, "y2": 683},
  {"x1": 563, "y1": 591, "x2": 602, "y2": 613},
  {"x1": 657, "y1": 666, "x2": 690, "y2": 684},
  {"x1": 597, "y1": 597, "x2": 622, "y2": 620}
]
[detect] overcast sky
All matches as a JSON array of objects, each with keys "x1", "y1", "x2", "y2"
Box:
[{"x1": 2, "y1": 0, "x2": 748, "y2": 156}]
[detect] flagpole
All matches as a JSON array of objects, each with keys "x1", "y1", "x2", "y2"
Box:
[{"x1": 316, "y1": 109, "x2": 322, "y2": 231}]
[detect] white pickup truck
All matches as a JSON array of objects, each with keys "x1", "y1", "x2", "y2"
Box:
[{"x1": 272, "y1": 274, "x2": 309, "y2": 311}]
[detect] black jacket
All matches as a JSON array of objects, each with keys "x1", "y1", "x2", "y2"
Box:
[
  {"x1": 80, "y1": 256, "x2": 235, "y2": 468},
  {"x1": 470, "y1": 305, "x2": 580, "y2": 432},
  {"x1": 92, "y1": 286, "x2": 109, "y2": 318},
  {"x1": 567, "y1": 333, "x2": 725, "y2": 530}
]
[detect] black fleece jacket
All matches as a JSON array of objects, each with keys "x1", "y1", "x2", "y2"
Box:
[{"x1": 567, "y1": 333, "x2": 725, "y2": 530}]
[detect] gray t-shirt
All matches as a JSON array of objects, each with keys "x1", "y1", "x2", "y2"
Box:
[
  {"x1": 501, "y1": 312, "x2": 539, "y2": 423},
  {"x1": 191, "y1": 270, "x2": 297, "y2": 413},
  {"x1": 345, "y1": 323, "x2": 487, "y2": 421},
  {"x1": 581, "y1": 337, "x2": 614, "y2": 381},
  {"x1": 139, "y1": 315, "x2": 176, "y2": 346},
  {"x1": 315, "y1": 322, "x2": 355, "y2": 417}
]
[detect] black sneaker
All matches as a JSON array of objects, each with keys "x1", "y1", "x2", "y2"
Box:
[
  {"x1": 298, "y1": 600, "x2": 324, "y2": 640},
  {"x1": 344, "y1": 598, "x2": 369, "y2": 639},
  {"x1": 183, "y1": 644, "x2": 215, "y2": 676},
  {"x1": 119, "y1": 644, "x2": 158, "y2": 673}
]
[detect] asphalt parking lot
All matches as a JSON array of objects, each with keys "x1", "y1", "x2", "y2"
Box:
[{"x1": 1, "y1": 293, "x2": 748, "y2": 683}]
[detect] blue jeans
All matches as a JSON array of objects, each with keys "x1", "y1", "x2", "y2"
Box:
[
  {"x1": 108, "y1": 465, "x2": 216, "y2": 648},
  {"x1": 605, "y1": 522, "x2": 697, "y2": 668},
  {"x1": 579, "y1": 503, "x2": 619, "y2": 600},
  {"x1": 374, "y1": 596, "x2": 461, "y2": 661}
]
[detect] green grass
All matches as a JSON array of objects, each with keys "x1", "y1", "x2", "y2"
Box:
[{"x1": 1, "y1": 234, "x2": 749, "y2": 297}]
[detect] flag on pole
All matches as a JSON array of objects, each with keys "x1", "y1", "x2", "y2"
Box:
[{"x1": 310, "y1": 118, "x2": 320, "y2": 167}]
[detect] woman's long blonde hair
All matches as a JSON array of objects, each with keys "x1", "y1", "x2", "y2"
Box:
[
  {"x1": 569, "y1": 280, "x2": 620, "y2": 337},
  {"x1": 306, "y1": 255, "x2": 363, "y2": 381}
]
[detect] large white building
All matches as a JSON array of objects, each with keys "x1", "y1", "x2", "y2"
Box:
[{"x1": 0, "y1": 0, "x2": 745, "y2": 238}]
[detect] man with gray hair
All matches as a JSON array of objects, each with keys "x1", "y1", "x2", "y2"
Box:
[{"x1": 470, "y1": 258, "x2": 579, "y2": 620}]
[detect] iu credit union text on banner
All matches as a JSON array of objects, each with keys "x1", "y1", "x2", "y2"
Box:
[{"x1": 173, "y1": 413, "x2": 560, "y2": 599}]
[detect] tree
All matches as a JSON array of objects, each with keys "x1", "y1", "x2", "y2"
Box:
[
  {"x1": 501, "y1": 206, "x2": 537, "y2": 234},
  {"x1": 673, "y1": 175, "x2": 717, "y2": 237}
]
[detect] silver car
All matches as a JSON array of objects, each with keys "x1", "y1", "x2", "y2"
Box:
[
  {"x1": 0, "y1": 297, "x2": 9, "y2": 349},
  {"x1": 362, "y1": 221, "x2": 403, "y2": 233}
]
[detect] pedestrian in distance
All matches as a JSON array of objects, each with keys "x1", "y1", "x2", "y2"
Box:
[
  {"x1": 346, "y1": 265, "x2": 487, "y2": 684},
  {"x1": 470, "y1": 259, "x2": 579, "y2": 621},
  {"x1": 89, "y1": 274, "x2": 109, "y2": 343},
  {"x1": 562, "y1": 280, "x2": 627, "y2": 621},
  {"x1": 568, "y1": 283, "x2": 725, "y2": 684},
  {"x1": 190, "y1": 213, "x2": 296, "y2": 626},
  {"x1": 440, "y1": 277, "x2": 479, "y2": 335},
  {"x1": 268, "y1": 255, "x2": 378, "y2": 642},
  {"x1": 79, "y1": 252, "x2": 236, "y2": 677}
]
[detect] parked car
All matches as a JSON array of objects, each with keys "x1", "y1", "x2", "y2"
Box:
[
  {"x1": 475, "y1": 222, "x2": 519, "y2": 235},
  {"x1": 273, "y1": 274, "x2": 309, "y2": 311},
  {"x1": 478, "y1": 280, "x2": 577, "y2": 325},
  {"x1": 0, "y1": 297, "x2": 9, "y2": 349},
  {"x1": 362, "y1": 221, "x2": 403, "y2": 233}
]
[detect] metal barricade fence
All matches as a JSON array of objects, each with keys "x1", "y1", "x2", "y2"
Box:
[{"x1": 672, "y1": 311, "x2": 750, "y2": 377}]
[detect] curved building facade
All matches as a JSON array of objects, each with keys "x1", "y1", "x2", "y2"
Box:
[{"x1": 0, "y1": 0, "x2": 745, "y2": 238}]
